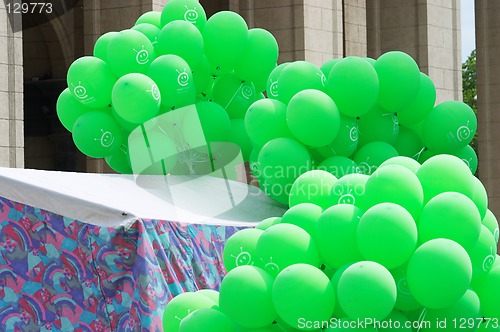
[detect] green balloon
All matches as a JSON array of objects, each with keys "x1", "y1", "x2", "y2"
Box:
[
  {"x1": 454, "y1": 145, "x2": 478, "y2": 174},
  {"x1": 112, "y1": 73, "x2": 160, "y2": 124},
  {"x1": 286, "y1": 89, "x2": 340, "y2": 147},
  {"x1": 272, "y1": 264, "x2": 335, "y2": 329},
  {"x1": 358, "y1": 107, "x2": 399, "y2": 146},
  {"x1": 281, "y1": 203, "x2": 322, "y2": 237},
  {"x1": 379, "y1": 156, "x2": 421, "y2": 174},
  {"x1": 219, "y1": 266, "x2": 277, "y2": 329},
  {"x1": 203, "y1": 11, "x2": 248, "y2": 68},
  {"x1": 477, "y1": 259, "x2": 500, "y2": 319},
  {"x1": 184, "y1": 101, "x2": 230, "y2": 143},
  {"x1": 394, "y1": 126, "x2": 424, "y2": 158},
  {"x1": 56, "y1": 88, "x2": 94, "y2": 132},
  {"x1": 374, "y1": 51, "x2": 421, "y2": 113},
  {"x1": 316, "y1": 204, "x2": 364, "y2": 268},
  {"x1": 111, "y1": 106, "x2": 139, "y2": 132},
  {"x1": 318, "y1": 156, "x2": 358, "y2": 179},
  {"x1": 422, "y1": 101, "x2": 477, "y2": 153},
  {"x1": 398, "y1": 73, "x2": 436, "y2": 126},
  {"x1": 223, "y1": 228, "x2": 263, "y2": 272},
  {"x1": 156, "y1": 20, "x2": 204, "y2": 69},
  {"x1": 147, "y1": 54, "x2": 196, "y2": 110},
  {"x1": 107, "y1": 29, "x2": 155, "y2": 77},
  {"x1": 390, "y1": 265, "x2": 422, "y2": 312},
  {"x1": 416, "y1": 154, "x2": 475, "y2": 203},
  {"x1": 362, "y1": 165, "x2": 424, "y2": 221},
  {"x1": 338, "y1": 261, "x2": 397, "y2": 320},
  {"x1": 329, "y1": 115, "x2": 359, "y2": 157},
  {"x1": 266, "y1": 62, "x2": 289, "y2": 99},
  {"x1": 131, "y1": 23, "x2": 160, "y2": 47},
  {"x1": 329, "y1": 173, "x2": 369, "y2": 207},
  {"x1": 378, "y1": 311, "x2": 412, "y2": 332},
  {"x1": 406, "y1": 238, "x2": 472, "y2": 309},
  {"x1": 357, "y1": 203, "x2": 418, "y2": 269},
  {"x1": 258, "y1": 138, "x2": 312, "y2": 205},
  {"x1": 255, "y1": 217, "x2": 282, "y2": 231},
  {"x1": 255, "y1": 223, "x2": 320, "y2": 277},
  {"x1": 93, "y1": 32, "x2": 118, "y2": 63},
  {"x1": 245, "y1": 99, "x2": 292, "y2": 148},
  {"x1": 470, "y1": 175, "x2": 488, "y2": 220},
  {"x1": 330, "y1": 264, "x2": 351, "y2": 318},
  {"x1": 327, "y1": 56, "x2": 379, "y2": 117},
  {"x1": 235, "y1": 28, "x2": 279, "y2": 92},
  {"x1": 192, "y1": 55, "x2": 211, "y2": 94},
  {"x1": 482, "y1": 209, "x2": 499, "y2": 245},
  {"x1": 179, "y1": 308, "x2": 234, "y2": 332},
  {"x1": 161, "y1": 0, "x2": 206, "y2": 31},
  {"x1": 105, "y1": 145, "x2": 132, "y2": 174},
  {"x1": 276, "y1": 61, "x2": 326, "y2": 104},
  {"x1": 67, "y1": 56, "x2": 116, "y2": 108},
  {"x1": 163, "y1": 292, "x2": 216, "y2": 332},
  {"x1": 418, "y1": 192, "x2": 481, "y2": 250},
  {"x1": 469, "y1": 225, "x2": 497, "y2": 285},
  {"x1": 353, "y1": 142, "x2": 399, "y2": 175},
  {"x1": 72, "y1": 111, "x2": 123, "y2": 158},
  {"x1": 228, "y1": 119, "x2": 252, "y2": 161},
  {"x1": 211, "y1": 72, "x2": 258, "y2": 119},
  {"x1": 195, "y1": 289, "x2": 219, "y2": 304},
  {"x1": 135, "y1": 11, "x2": 161, "y2": 28},
  {"x1": 320, "y1": 58, "x2": 341, "y2": 77}
]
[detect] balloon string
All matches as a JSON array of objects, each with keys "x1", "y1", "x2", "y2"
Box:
[
  {"x1": 416, "y1": 307, "x2": 428, "y2": 332},
  {"x1": 413, "y1": 147, "x2": 426, "y2": 161},
  {"x1": 224, "y1": 82, "x2": 245, "y2": 111}
]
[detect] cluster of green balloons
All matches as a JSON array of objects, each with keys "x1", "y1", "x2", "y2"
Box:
[
  {"x1": 248, "y1": 52, "x2": 478, "y2": 205},
  {"x1": 164, "y1": 154, "x2": 500, "y2": 331},
  {"x1": 57, "y1": 0, "x2": 278, "y2": 172}
]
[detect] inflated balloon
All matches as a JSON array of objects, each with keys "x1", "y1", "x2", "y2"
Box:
[
  {"x1": 219, "y1": 266, "x2": 277, "y2": 329},
  {"x1": 482, "y1": 209, "x2": 499, "y2": 245},
  {"x1": 379, "y1": 156, "x2": 421, "y2": 174},
  {"x1": 255, "y1": 217, "x2": 282, "y2": 231},
  {"x1": 105, "y1": 145, "x2": 132, "y2": 174},
  {"x1": 272, "y1": 264, "x2": 335, "y2": 329},
  {"x1": 111, "y1": 107, "x2": 138, "y2": 132},
  {"x1": 327, "y1": 56, "x2": 379, "y2": 117},
  {"x1": 131, "y1": 23, "x2": 160, "y2": 47},
  {"x1": 374, "y1": 51, "x2": 421, "y2": 113},
  {"x1": 316, "y1": 204, "x2": 364, "y2": 268},
  {"x1": 179, "y1": 308, "x2": 234, "y2": 332},
  {"x1": 266, "y1": 62, "x2": 288, "y2": 99},
  {"x1": 357, "y1": 107, "x2": 399, "y2": 146},
  {"x1": 93, "y1": 32, "x2": 118, "y2": 63},
  {"x1": 469, "y1": 225, "x2": 497, "y2": 284},
  {"x1": 156, "y1": 20, "x2": 204, "y2": 69},
  {"x1": 357, "y1": 203, "x2": 417, "y2": 269},
  {"x1": 162, "y1": 292, "x2": 216, "y2": 332},
  {"x1": 112, "y1": 73, "x2": 161, "y2": 124},
  {"x1": 203, "y1": 11, "x2": 248, "y2": 68},
  {"x1": 422, "y1": 101, "x2": 477, "y2": 153},
  {"x1": 418, "y1": 192, "x2": 481, "y2": 250},
  {"x1": 212, "y1": 72, "x2": 258, "y2": 119},
  {"x1": 56, "y1": 88, "x2": 95, "y2": 132},
  {"x1": 281, "y1": 203, "x2": 322, "y2": 237},
  {"x1": 477, "y1": 259, "x2": 500, "y2": 319},
  {"x1": 329, "y1": 114, "x2": 359, "y2": 157},
  {"x1": 353, "y1": 141, "x2": 399, "y2": 175},
  {"x1": 337, "y1": 261, "x2": 397, "y2": 320},
  {"x1": 416, "y1": 154, "x2": 475, "y2": 203},
  {"x1": 318, "y1": 156, "x2": 358, "y2": 179},
  {"x1": 160, "y1": 0, "x2": 207, "y2": 31},
  {"x1": 227, "y1": 119, "x2": 252, "y2": 161},
  {"x1": 286, "y1": 89, "x2": 340, "y2": 147},
  {"x1": 182, "y1": 101, "x2": 230, "y2": 144},
  {"x1": 406, "y1": 238, "x2": 472, "y2": 309},
  {"x1": 378, "y1": 311, "x2": 412, "y2": 332},
  {"x1": 454, "y1": 144, "x2": 478, "y2": 174},
  {"x1": 235, "y1": 28, "x2": 279, "y2": 92},
  {"x1": 288, "y1": 170, "x2": 338, "y2": 209},
  {"x1": 245, "y1": 99, "x2": 292, "y2": 148},
  {"x1": 107, "y1": 29, "x2": 155, "y2": 77},
  {"x1": 329, "y1": 173, "x2": 369, "y2": 207},
  {"x1": 362, "y1": 164, "x2": 423, "y2": 221},
  {"x1": 192, "y1": 55, "x2": 211, "y2": 94},
  {"x1": 394, "y1": 126, "x2": 424, "y2": 158},
  {"x1": 471, "y1": 175, "x2": 488, "y2": 220},
  {"x1": 135, "y1": 11, "x2": 161, "y2": 28},
  {"x1": 398, "y1": 73, "x2": 436, "y2": 126},
  {"x1": 67, "y1": 56, "x2": 116, "y2": 108},
  {"x1": 320, "y1": 58, "x2": 341, "y2": 77},
  {"x1": 147, "y1": 54, "x2": 196, "y2": 110},
  {"x1": 389, "y1": 265, "x2": 422, "y2": 312},
  {"x1": 195, "y1": 289, "x2": 219, "y2": 304},
  {"x1": 223, "y1": 228, "x2": 263, "y2": 272},
  {"x1": 277, "y1": 61, "x2": 326, "y2": 104},
  {"x1": 330, "y1": 264, "x2": 350, "y2": 318},
  {"x1": 72, "y1": 111, "x2": 123, "y2": 158},
  {"x1": 255, "y1": 223, "x2": 320, "y2": 277},
  {"x1": 258, "y1": 138, "x2": 312, "y2": 205}
]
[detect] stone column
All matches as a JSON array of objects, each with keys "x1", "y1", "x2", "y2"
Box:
[
  {"x1": 0, "y1": 1, "x2": 24, "y2": 168},
  {"x1": 344, "y1": 0, "x2": 367, "y2": 57}
]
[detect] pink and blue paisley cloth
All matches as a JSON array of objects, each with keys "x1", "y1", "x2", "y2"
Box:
[{"x1": 0, "y1": 196, "x2": 245, "y2": 331}]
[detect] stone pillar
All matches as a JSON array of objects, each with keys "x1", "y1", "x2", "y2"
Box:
[
  {"x1": 0, "y1": 1, "x2": 24, "y2": 168},
  {"x1": 476, "y1": 1, "x2": 500, "y2": 223},
  {"x1": 344, "y1": 0, "x2": 367, "y2": 57},
  {"x1": 367, "y1": 0, "x2": 461, "y2": 104}
]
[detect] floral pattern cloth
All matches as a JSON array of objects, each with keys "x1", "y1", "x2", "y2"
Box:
[{"x1": 0, "y1": 196, "x2": 244, "y2": 331}]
